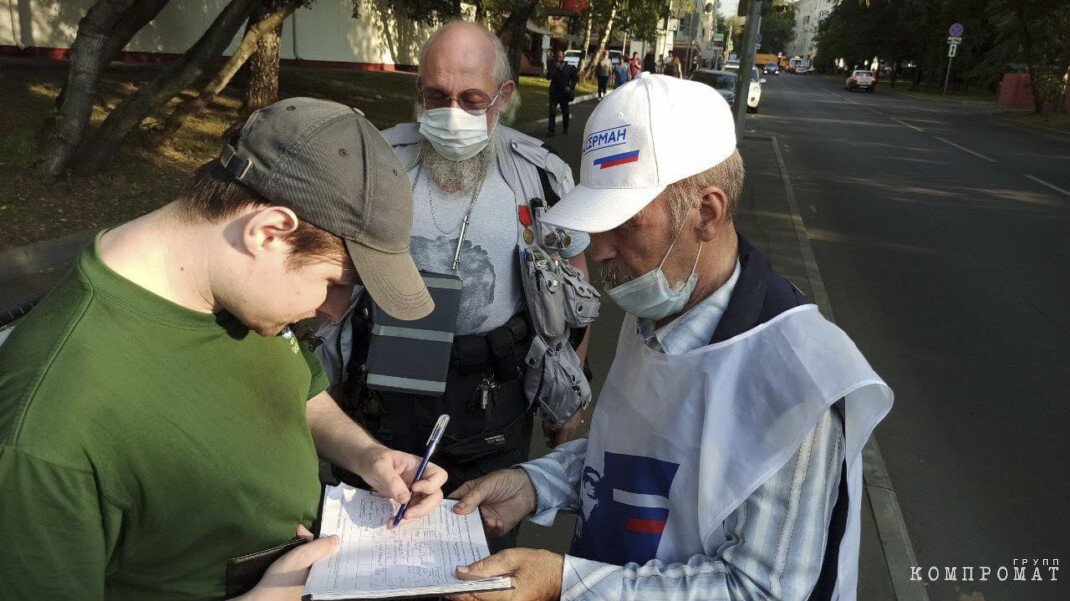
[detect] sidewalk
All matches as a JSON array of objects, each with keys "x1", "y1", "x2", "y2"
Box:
[{"x1": 515, "y1": 100, "x2": 900, "y2": 600}]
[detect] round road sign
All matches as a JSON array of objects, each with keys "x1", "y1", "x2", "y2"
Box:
[{"x1": 949, "y1": 23, "x2": 964, "y2": 37}]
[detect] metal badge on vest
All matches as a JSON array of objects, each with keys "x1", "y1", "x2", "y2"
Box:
[{"x1": 516, "y1": 191, "x2": 601, "y2": 429}]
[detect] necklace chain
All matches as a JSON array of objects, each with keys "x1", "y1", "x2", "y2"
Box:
[
  {"x1": 424, "y1": 160, "x2": 487, "y2": 236},
  {"x1": 426, "y1": 176, "x2": 477, "y2": 235}
]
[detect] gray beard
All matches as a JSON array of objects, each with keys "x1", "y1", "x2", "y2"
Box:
[
  {"x1": 419, "y1": 128, "x2": 498, "y2": 194},
  {"x1": 599, "y1": 259, "x2": 635, "y2": 290}
]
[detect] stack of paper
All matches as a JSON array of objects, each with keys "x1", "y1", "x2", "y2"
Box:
[{"x1": 304, "y1": 484, "x2": 513, "y2": 600}]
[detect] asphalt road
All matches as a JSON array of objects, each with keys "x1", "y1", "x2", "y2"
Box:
[{"x1": 746, "y1": 74, "x2": 1069, "y2": 600}]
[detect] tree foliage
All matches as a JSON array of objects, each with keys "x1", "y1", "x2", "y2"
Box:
[
  {"x1": 814, "y1": 0, "x2": 1070, "y2": 111},
  {"x1": 758, "y1": 1, "x2": 795, "y2": 55}
]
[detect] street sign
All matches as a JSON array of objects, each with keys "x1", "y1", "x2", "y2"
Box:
[
  {"x1": 948, "y1": 44, "x2": 957, "y2": 58},
  {"x1": 948, "y1": 36, "x2": 962, "y2": 45},
  {"x1": 949, "y1": 23, "x2": 964, "y2": 37}
]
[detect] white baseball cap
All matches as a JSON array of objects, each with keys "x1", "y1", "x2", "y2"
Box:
[{"x1": 542, "y1": 72, "x2": 736, "y2": 233}]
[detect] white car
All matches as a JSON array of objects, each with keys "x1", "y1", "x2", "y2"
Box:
[
  {"x1": 846, "y1": 69, "x2": 876, "y2": 92},
  {"x1": 563, "y1": 50, "x2": 583, "y2": 68},
  {"x1": 746, "y1": 67, "x2": 765, "y2": 113},
  {"x1": 690, "y1": 67, "x2": 764, "y2": 113}
]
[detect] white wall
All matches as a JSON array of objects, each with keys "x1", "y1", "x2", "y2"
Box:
[
  {"x1": 1, "y1": 0, "x2": 441, "y2": 67},
  {"x1": 789, "y1": 0, "x2": 835, "y2": 58}
]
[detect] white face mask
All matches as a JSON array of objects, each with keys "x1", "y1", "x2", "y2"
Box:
[
  {"x1": 418, "y1": 107, "x2": 489, "y2": 162},
  {"x1": 607, "y1": 229, "x2": 703, "y2": 321}
]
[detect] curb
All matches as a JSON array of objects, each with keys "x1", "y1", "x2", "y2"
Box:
[
  {"x1": 993, "y1": 114, "x2": 1070, "y2": 140},
  {"x1": 525, "y1": 93, "x2": 600, "y2": 130},
  {"x1": 768, "y1": 133, "x2": 929, "y2": 601},
  {"x1": 0, "y1": 229, "x2": 94, "y2": 282}
]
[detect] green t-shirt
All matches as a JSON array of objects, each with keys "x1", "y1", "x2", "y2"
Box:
[{"x1": 0, "y1": 238, "x2": 329, "y2": 600}]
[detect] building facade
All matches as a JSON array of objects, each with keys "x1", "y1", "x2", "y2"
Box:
[
  {"x1": 0, "y1": 0, "x2": 441, "y2": 70},
  {"x1": 788, "y1": 0, "x2": 837, "y2": 59}
]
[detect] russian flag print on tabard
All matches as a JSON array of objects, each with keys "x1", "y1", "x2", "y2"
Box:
[
  {"x1": 569, "y1": 452, "x2": 680, "y2": 565},
  {"x1": 593, "y1": 150, "x2": 640, "y2": 169}
]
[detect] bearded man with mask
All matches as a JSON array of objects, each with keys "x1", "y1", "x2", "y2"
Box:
[
  {"x1": 314, "y1": 20, "x2": 591, "y2": 551},
  {"x1": 447, "y1": 74, "x2": 894, "y2": 601}
]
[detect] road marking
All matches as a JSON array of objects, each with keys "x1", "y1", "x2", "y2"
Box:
[
  {"x1": 770, "y1": 133, "x2": 930, "y2": 601},
  {"x1": 933, "y1": 136, "x2": 997, "y2": 162},
  {"x1": 1025, "y1": 174, "x2": 1070, "y2": 198},
  {"x1": 890, "y1": 117, "x2": 924, "y2": 132}
]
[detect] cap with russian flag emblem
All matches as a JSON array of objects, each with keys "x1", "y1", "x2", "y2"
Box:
[{"x1": 541, "y1": 72, "x2": 736, "y2": 233}]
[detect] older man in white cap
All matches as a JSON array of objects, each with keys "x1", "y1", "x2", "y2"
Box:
[{"x1": 447, "y1": 73, "x2": 893, "y2": 601}]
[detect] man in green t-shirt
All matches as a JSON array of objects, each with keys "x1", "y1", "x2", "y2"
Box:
[{"x1": 0, "y1": 98, "x2": 445, "y2": 600}]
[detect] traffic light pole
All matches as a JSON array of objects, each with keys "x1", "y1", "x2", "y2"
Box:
[{"x1": 734, "y1": 0, "x2": 762, "y2": 133}]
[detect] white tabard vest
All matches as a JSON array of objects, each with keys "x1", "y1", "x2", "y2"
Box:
[{"x1": 571, "y1": 305, "x2": 893, "y2": 600}]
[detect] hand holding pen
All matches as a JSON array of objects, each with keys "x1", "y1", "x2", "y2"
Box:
[{"x1": 392, "y1": 414, "x2": 450, "y2": 528}]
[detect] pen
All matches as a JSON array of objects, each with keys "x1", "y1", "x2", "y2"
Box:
[{"x1": 393, "y1": 414, "x2": 450, "y2": 527}]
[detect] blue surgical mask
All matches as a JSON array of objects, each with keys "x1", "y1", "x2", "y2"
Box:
[{"x1": 607, "y1": 232, "x2": 703, "y2": 321}]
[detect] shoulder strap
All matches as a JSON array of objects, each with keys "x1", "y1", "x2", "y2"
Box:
[{"x1": 537, "y1": 143, "x2": 562, "y2": 207}]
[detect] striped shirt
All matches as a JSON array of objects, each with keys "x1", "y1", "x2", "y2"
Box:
[{"x1": 520, "y1": 262, "x2": 845, "y2": 600}]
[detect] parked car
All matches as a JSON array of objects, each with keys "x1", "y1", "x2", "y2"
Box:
[
  {"x1": 846, "y1": 69, "x2": 876, "y2": 92},
  {"x1": 746, "y1": 67, "x2": 765, "y2": 112},
  {"x1": 690, "y1": 69, "x2": 738, "y2": 107},
  {"x1": 689, "y1": 68, "x2": 765, "y2": 113},
  {"x1": 608, "y1": 49, "x2": 622, "y2": 66},
  {"x1": 564, "y1": 50, "x2": 583, "y2": 68},
  {"x1": 763, "y1": 63, "x2": 780, "y2": 76}
]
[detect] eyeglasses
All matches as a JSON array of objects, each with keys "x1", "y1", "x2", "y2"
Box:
[{"x1": 417, "y1": 81, "x2": 508, "y2": 116}]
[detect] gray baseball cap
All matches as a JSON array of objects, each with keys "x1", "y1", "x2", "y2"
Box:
[{"x1": 219, "y1": 97, "x2": 433, "y2": 321}]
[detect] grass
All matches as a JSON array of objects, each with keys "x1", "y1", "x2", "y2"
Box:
[
  {"x1": 883, "y1": 85, "x2": 997, "y2": 104},
  {"x1": 0, "y1": 60, "x2": 597, "y2": 251},
  {"x1": 513, "y1": 75, "x2": 599, "y2": 125},
  {"x1": 1004, "y1": 111, "x2": 1070, "y2": 133}
]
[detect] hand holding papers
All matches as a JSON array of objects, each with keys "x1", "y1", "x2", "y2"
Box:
[{"x1": 304, "y1": 485, "x2": 513, "y2": 600}]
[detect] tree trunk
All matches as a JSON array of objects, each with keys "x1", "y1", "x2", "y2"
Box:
[
  {"x1": 497, "y1": 1, "x2": 540, "y2": 81},
  {"x1": 242, "y1": 2, "x2": 285, "y2": 115},
  {"x1": 578, "y1": 7, "x2": 594, "y2": 78},
  {"x1": 36, "y1": 0, "x2": 169, "y2": 179},
  {"x1": 155, "y1": 2, "x2": 297, "y2": 144},
  {"x1": 72, "y1": 0, "x2": 259, "y2": 175},
  {"x1": 582, "y1": 1, "x2": 618, "y2": 81},
  {"x1": 1014, "y1": 6, "x2": 1043, "y2": 113}
]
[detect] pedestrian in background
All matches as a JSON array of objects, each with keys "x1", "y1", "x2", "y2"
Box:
[
  {"x1": 546, "y1": 48, "x2": 578, "y2": 136},
  {"x1": 668, "y1": 56, "x2": 684, "y2": 79},
  {"x1": 656, "y1": 53, "x2": 665, "y2": 74},
  {"x1": 613, "y1": 58, "x2": 629, "y2": 89},
  {"x1": 629, "y1": 51, "x2": 641, "y2": 79},
  {"x1": 643, "y1": 52, "x2": 657, "y2": 73},
  {"x1": 595, "y1": 53, "x2": 612, "y2": 99},
  {"x1": 663, "y1": 55, "x2": 678, "y2": 78}
]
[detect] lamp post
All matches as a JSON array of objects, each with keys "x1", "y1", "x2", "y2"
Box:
[{"x1": 733, "y1": 0, "x2": 762, "y2": 132}]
